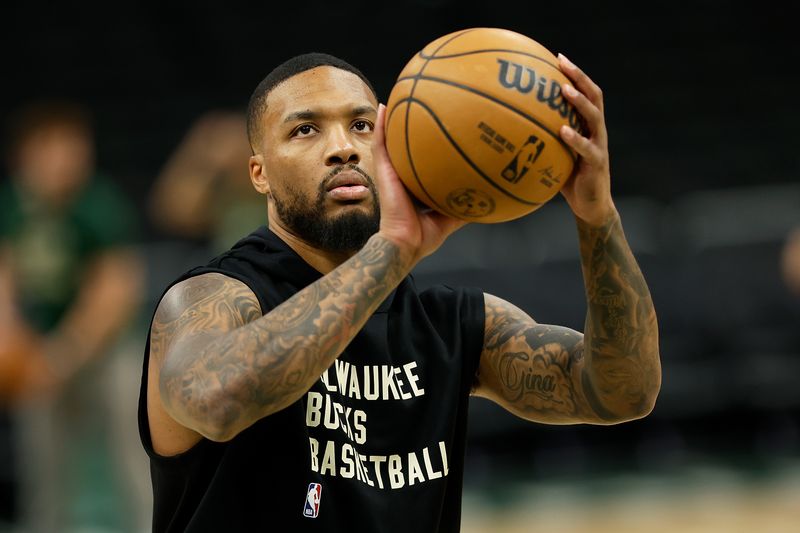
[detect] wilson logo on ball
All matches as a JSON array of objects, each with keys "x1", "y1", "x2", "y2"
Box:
[{"x1": 496, "y1": 59, "x2": 583, "y2": 133}]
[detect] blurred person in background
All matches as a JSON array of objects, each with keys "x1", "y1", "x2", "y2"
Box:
[
  {"x1": 148, "y1": 110, "x2": 264, "y2": 253},
  {"x1": 781, "y1": 228, "x2": 800, "y2": 296},
  {"x1": 0, "y1": 101, "x2": 148, "y2": 532}
]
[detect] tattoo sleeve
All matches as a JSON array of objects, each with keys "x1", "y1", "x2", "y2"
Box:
[
  {"x1": 477, "y1": 211, "x2": 661, "y2": 424},
  {"x1": 151, "y1": 234, "x2": 407, "y2": 440}
]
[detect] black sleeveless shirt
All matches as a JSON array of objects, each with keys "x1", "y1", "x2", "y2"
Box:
[{"x1": 138, "y1": 227, "x2": 485, "y2": 532}]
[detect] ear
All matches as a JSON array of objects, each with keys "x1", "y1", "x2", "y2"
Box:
[{"x1": 249, "y1": 154, "x2": 270, "y2": 195}]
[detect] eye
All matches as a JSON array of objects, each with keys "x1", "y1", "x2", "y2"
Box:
[
  {"x1": 352, "y1": 120, "x2": 373, "y2": 133},
  {"x1": 292, "y1": 124, "x2": 317, "y2": 138}
]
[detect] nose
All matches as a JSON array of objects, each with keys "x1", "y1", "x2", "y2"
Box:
[{"x1": 324, "y1": 125, "x2": 360, "y2": 166}]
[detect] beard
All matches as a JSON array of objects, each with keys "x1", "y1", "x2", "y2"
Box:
[{"x1": 272, "y1": 163, "x2": 381, "y2": 253}]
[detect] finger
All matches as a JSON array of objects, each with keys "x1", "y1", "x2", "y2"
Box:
[
  {"x1": 371, "y1": 104, "x2": 417, "y2": 215},
  {"x1": 561, "y1": 83, "x2": 605, "y2": 142},
  {"x1": 560, "y1": 125, "x2": 603, "y2": 166},
  {"x1": 371, "y1": 104, "x2": 394, "y2": 192},
  {"x1": 372, "y1": 105, "x2": 400, "y2": 180},
  {"x1": 558, "y1": 53, "x2": 603, "y2": 111},
  {"x1": 372, "y1": 103, "x2": 388, "y2": 158}
]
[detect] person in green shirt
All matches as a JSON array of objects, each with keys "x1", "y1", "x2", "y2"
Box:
[{"x1": 0, "y1": 101, "x2": 146, "y2": 531}]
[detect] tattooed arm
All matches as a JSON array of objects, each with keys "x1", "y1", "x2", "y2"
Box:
[
  {"x1": 473, "y1": 210, "x2": 661, "y2": 424},
  {"x1": 148, "y1": 103, "x2": 466, "y2": 454},
  {"x1": 147, "y1": 235, "x2": 407, "y2": 453},
  {"x1": 472, "y1": 55, "x2": 660, "y2": 424}
]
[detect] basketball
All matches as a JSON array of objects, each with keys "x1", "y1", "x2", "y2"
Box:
[
  {"x1": 0, "y1": 329, "x2": 37, "y2": 403},
  {"x1": 0, "y1": 325, "x2": 55, "y2": 404},
  {"x1": 385, "y1": 27, "x2": 584, "y2": 223}
]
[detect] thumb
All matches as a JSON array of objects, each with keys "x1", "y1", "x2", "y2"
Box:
[
  {"x1": 372, "y1": 104, "x2": 413, "y2": 212},
  {"x1": 372, "y1": 104, "x2": 398, "y2": 184}
]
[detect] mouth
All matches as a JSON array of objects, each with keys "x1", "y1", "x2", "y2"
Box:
[{"x1": 325, "y1": 170, "x2": 371, "y2": 201}]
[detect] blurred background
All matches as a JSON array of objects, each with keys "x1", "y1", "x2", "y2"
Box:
[{"x1": 1, "y1": 0, "x2": 798, "y2": 531}]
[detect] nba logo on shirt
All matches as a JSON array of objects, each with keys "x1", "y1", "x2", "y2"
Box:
[{"x1": 302, "y1": 483, "x2": 322, "y2": 518}]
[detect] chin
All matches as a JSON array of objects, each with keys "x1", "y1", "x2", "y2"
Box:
[{"x1": 327, "y1": 199, "x2": 374, "y2": 213}]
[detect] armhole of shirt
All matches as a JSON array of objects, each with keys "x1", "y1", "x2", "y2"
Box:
[
  {"x1": 460, "y1": 286, "x2": 486, "y2": 397},
  {"x1": 137, "y1": 266, "x2": 267, "y2": 467}
]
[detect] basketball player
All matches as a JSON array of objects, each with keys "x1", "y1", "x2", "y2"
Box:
[{"x1": 139, "y1": 53, "x2": 661, "y2": 532}]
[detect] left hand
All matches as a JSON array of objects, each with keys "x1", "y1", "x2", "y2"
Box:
[{"x1": 557, "y1": 53, "x2": 616, "y2": 227}]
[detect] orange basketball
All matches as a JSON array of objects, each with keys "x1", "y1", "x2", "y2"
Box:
[
  {"x1": 0, "y1": 330, "x2": 38, "y2": 403},
  {"x1": 385, "y1": 28, "x2": 584, "y2": 223}
]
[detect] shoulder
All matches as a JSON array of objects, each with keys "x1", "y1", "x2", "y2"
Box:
[
  {"x1": 74, "y1": 175, "x2": 133, "y2": 214},
  {"x1": 154, "y1": 272, "x2": 262, "y2": 332},
  {"x1": 0, "y1": 181, "x2": 22, "y2": 235},
  {"x1": 417, "y1": 283, "x2": 484, "y2": 308},
  {"x1": 73, "y1": 175, "x2": 141, "y2": 245},
  {"x1": 483, "y1": 292, "x2": 537, "y2": 330}
]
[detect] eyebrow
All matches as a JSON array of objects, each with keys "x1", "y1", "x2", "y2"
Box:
[
  {"x1": 283, "y1": 105, "x2": 376, "y2": 123},
  {"x1": 350, "y1": 105, "x2": 376, "y2": 117},
  {"x1": 284, "y1": 110, "x2": 318, "y2": 123}
]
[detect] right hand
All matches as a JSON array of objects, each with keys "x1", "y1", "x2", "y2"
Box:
[{"x1": 371, "y1": 104, "x2": 467, "y2": 269}]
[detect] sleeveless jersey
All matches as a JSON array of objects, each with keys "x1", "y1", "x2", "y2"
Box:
[{"x1": 138, "y1": 227, "x2": 485, "y2": 532}]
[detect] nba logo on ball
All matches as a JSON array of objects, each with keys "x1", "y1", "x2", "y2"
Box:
[{"x1": 302, "y1": 483, "x2": 322, "y2": 518}]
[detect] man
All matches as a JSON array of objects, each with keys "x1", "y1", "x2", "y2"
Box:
[
  {"x1": 1, "y1": 101, "x2": 145, "y2": 530},
  {"x1": 139, "y1": 52, "x2": 661, "y2": 532}
]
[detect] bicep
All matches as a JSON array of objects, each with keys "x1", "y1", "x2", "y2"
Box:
[
  {"x1": 474, "y1": 293, "x2": 611, "y2": 424},
  {"x1": 149, "y1": 273, "x2": 261, "y2": 423}
]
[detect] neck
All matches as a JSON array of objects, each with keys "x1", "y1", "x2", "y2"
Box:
[{"x1": 266, "y1": 209, "x2": 355, "y2": 275}]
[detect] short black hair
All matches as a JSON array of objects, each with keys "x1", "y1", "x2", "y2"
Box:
[
  {"x1": 5, "y1": 100, "x2": 93, "y2": 161},
  {"x1": 246, "y1": 52, "x2": 377, "y2": 151}
]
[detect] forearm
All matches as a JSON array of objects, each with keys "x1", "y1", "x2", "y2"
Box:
[
  {"x1": 576, "y1": 209, "x2": 661, "y2": 420},
  {"x1": 0, "y1": 247, "x2": 15, "y2": 327},
  {"x1": 164, "y1": 233, "x2": 408, "y2": 440},
  {"x1": 48, "y1": 249, "x2": 144, "y2": 376}
]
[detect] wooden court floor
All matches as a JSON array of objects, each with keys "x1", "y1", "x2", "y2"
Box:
[{"x1": 462, "y1": 460, "x2": 800, "y2": 533}]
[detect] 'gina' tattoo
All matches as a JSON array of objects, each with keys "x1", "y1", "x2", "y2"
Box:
[{"x1": 481, "y1": 303, "x2": 591, "y2": 421}]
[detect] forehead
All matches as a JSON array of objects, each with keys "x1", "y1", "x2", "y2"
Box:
[
  {"x1": 264, "y1": 66, "x2": 377, "y2": 123},
  {"x1": 21, "y1": 123, "x2": 90, "y2": 149}
]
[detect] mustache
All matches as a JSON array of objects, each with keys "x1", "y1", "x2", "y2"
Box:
[{"x1": 321, "y1": 163, "x2": 375, "y2": 191}]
